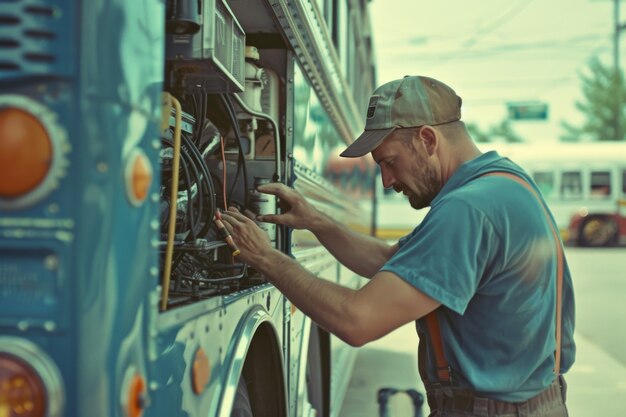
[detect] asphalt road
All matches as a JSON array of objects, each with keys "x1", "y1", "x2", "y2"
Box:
[{"x1": 338, "y1": 247, "x2": 626, "y2": 417}]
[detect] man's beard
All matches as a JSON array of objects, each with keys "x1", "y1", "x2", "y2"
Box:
[{"x1": 404, "y1": 163, "x2": 440, "y2": 210}]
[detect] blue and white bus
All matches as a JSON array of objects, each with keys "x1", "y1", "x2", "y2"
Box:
[{"x1": 0, "y1": 1, "x2": 377, "y2": 416}]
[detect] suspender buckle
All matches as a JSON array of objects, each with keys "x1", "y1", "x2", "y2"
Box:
[{"x1": 435, "y1": 365, "x2": 454, "y2": 383}]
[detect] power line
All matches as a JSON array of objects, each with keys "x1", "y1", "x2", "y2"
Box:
[
  {"x1": 460, "y1": 0, "x2": 536, "y2": 49},
  {"x1": 436, "y1": 0, "x2": 536, "y2": 63},
  {"x1": 380, "y1": 33, "x2": 609, "y2": 59}
]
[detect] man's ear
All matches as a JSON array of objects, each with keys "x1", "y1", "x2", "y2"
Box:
[{"x1": 417, "y1": 126, "x2": 438, "y2": 156}]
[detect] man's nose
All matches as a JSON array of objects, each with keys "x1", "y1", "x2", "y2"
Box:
[{"x1": 380, "y1": 167, "x2": 395, "y2": 189}]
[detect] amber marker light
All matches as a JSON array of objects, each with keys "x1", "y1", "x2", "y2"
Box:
[
  {"x1": 0, "y1": 108, "x2": 52, "y2": 198},
  {"x1": 125, "y1": 148, "x2": 153, "y2": 206},
  {"x1": 0, "y1": 353, "x2": 47, "y2": 417},
  {"x1": 192, "y1": 348, "x2": 210, "y2": 394},
  {"x1": 126, "y1": 374, "x2": 145, "y2": 417}
]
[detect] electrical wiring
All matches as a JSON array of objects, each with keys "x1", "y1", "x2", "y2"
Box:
[
  {"x1": 180, "y1": 133, "x2": 216, "y2": 237},
  {"x1": 162, "y1": 137, "x2": 197, "y2": 240},
  {"x1": 219, "y1": 93, "x2": 249, "y2": 207},
  {"x1": 159, "y1": 85, "x2": 275, "y2": 304},
  {"x1": 162, "y1": 128, "x2": 218, "y2": 243},
  {"x1": 220, "y1": 136, "x2": 228, "y2": 211}
]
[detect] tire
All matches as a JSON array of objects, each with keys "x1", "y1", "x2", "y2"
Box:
[
  {"x1": 231, "y1": 377, "x2": 253, "y2": 417},
  {"x1": 578, "y1": 216, "x2": 618, "y2": 247}
]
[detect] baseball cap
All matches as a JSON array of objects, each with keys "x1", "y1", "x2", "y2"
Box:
[{"x1": 340, "y1": 75, "x2": 462, "y2": 158}]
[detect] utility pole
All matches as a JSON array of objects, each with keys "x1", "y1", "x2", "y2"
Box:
[
  {"x1": 614, "y1": 0, "x2": 626, "y2": 139},
  {"x1": 616, "y1": 0, "x2": 622, "y2": 70}
]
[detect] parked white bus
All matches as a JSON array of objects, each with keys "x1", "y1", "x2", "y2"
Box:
[
  {"x1": 481, "y1": 142, "x2": 626, "y2": 246},
  {"x1": 374, "y1": 142, "x2": 626, "y2": 247}
]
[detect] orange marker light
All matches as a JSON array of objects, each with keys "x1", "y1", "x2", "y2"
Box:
[
  {"x1": 0, "y1": 108, "x2": 52, "y2": 198},
  {"x1": 125, "y1": 149, "x2": 153, "y2": 206},
  {"x1": 191, "y1": 348, "x2": 210, "y2": 394},
  {"x1": 126, "y1": 374, "x2": 145, "y2": 417},
  {"x1": 0, "y1": 353, "x2": 47, "y2": 417}
]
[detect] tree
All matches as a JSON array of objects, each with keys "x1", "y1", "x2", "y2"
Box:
[
  {"x1": 560, "y1": 57, "x2": 626, "y2": 142},
  {"x1": 467, "y1": 120, "x2": 524, "y2": 143},
  {"x1": 466, "y1": 122, "x2": 490, "y2": 143},
  {"x1": 490, "y1": 120, "x2": 524, "y2": 143}
]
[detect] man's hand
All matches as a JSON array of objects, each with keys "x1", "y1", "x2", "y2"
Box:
[
  {"x1": 220, "y1": 207, "x2": 274, "y2": 267},
  {"x1": 254, "y1": 183, "x2": 323, "y2": 231}
]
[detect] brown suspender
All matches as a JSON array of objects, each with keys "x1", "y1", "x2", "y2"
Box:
[
  {"x1": 421, "y1": 171, "x2": 564, "y2": 383},
  {"x1": 424, "y1": 311, "x2": 452, "y2": 381}
]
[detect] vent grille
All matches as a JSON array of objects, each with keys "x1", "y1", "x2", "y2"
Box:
[{"x1": 0, "y1": 0, "x2": 74, "y2": 78}]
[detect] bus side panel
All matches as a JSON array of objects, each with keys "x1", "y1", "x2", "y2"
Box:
[
  {"x1": 75, "y1": 2, "x2": 164, "y2": 417},
  {"x1": 0, "y1": 0, "x2": 81, "y2": 411},
  {"x1": 0, "y1": 1, "x2": 162, "y2": 416},
  {"x1": 148, "y1": 286, "x2": 286, "y2": 417},
  {"x1": 290, "y1": 62, "x2": 373, "y2": 417}
]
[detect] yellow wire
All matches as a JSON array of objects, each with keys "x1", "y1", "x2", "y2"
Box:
[{"x1": 160, "y1": 92, "x2": 182, "y2": 311}]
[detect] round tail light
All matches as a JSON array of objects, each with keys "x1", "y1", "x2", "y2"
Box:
[
  {"x1": 0, "y1": 108, "x2": 52, "y2": 198},
  {"x1": 0, "y1": 96, "x2": 69, "y2": 210},
  {"x1": 0, "y1": 337, "x2": 64, "y2": 417},
  {"x1": 0, "y1": 353, "x2": 47, "y2": 417}
]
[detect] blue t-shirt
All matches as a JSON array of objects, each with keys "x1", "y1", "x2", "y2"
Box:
[{"x1": 380, "y1": 151, "x2": 576, "y2": 402}]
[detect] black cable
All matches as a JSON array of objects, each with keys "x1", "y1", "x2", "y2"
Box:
[
  {"x1": 157, "y1": 150, "x2": 187, "y2": 275},
  {"x1": 193, "y1": 93, "x2": 203, "y2": 144},
  {"x1": 162, "y1": 137, "x2": 197, "y2": 241},
  {"x1": 181, "y1": 132, "x2": 216, "y2": 237},
  {"x1": 199, "y1": 93, "x2": 207, "y2": 143},
  {"x1": 180, "y1": 133, "x2": 204, "y2": 237},
  {"x1": 167, "y1": 97, "x2": 215, "y2": 237},
  {"x1": 220, "y1": 94, "x2": 245, "y2": 203},
  {"x1": 219, "y1": 93, "x2": 249, "y2": 207},
  {"x1": 161, "y1": 138, "x2": 193, "y2": 237},
  {"x1": 161, "y1": 125, "x2": 210, "y2": 275},
  {"x1": 161, "y1": 116, "x2": 218, "y2": 283}
]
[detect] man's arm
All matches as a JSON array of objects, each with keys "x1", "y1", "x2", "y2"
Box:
[
  {"x1": 220, "y1": 208, "x2": 440, "y2": 346},
  {"x1": 255, "y1": 183, "x2": 398, "y2": 278}
]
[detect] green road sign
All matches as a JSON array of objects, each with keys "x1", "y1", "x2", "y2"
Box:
[{"x1": 507, "y1": 102, "x2": 548, "y2": 120}]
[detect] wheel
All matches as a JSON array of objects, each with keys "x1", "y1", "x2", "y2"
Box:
[
  {"x1": 231, "y1": 377, "x2": 253, "y2": 417},
  {"x1": 306, "y1": 324, "x2": 326, "y2": 417},
  {"x1": 578, "y1": 216, "x2": 618, "y2": 247}
]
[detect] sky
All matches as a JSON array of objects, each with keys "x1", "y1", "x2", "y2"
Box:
[{"x1": 368, "y1": 0, "x2": 621, "y2": 143}]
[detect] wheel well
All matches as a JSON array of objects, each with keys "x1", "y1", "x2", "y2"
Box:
[{"x1": 241, "y1": 322, "x2": 287, "y2": 417}]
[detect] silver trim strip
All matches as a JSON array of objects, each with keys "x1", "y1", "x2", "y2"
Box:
[{"x1": 269, "y1": 0, "x2": 362, "y2": 144}]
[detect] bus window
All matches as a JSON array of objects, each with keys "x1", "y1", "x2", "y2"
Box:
[
  {"x1": 622, "y1": 169, "x2": 626, "y2": 196},
  {"x1": 561, "y1": 171, "x2": 582, "y2": 199},
  {"x1": 590, "y1": 171, "x2": 611, "y2": 199},
  {"x1": 532, "y1": 171, "x2": 555, "y2": 197}
]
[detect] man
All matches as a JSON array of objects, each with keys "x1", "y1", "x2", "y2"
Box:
[{"x1": 221, "y1": 75, "x2": 575, "y2": 417}]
